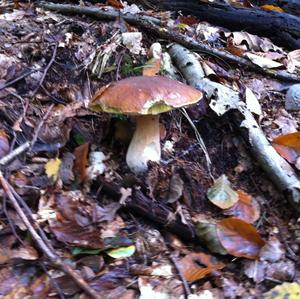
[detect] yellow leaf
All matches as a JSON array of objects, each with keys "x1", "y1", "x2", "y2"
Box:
[
  {"x1": 261, "y1": 5, "x2": 284, "y2": 12},
  {"x1": 263, "y1": 282, "x2": 300, "y2": 299},
  {"x1": 45, "y1": 158, "x2": 61, "y2": 181}
]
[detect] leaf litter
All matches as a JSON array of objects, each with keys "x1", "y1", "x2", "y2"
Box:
[{"x1": 0, "y1": 0, "x2": 299, "y2": 298}]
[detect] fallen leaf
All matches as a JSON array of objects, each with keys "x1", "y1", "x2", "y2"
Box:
[
  {"x1": 168, "y1": 172, "x2": 184, "y2": 203},
  {"x1": 245, "y1": 87, "x2": 262, "y2": 115},
  {"x1": 244, "y1": 53, "x2": 283, "y2": 69},
  {"x1": 0, "y1": 129, "x2": 9, "y2": 159},
  {"x1": 263, "y1": 282, "x2": 300, "y2": 299},
  {"x1": 106, "y1": 245, "x2": 136, "y2": 259},
  {"x1": 177, "y1": 252, "x2": 225, "y2": 282},
  {"x1": 73, "y1": 143, "x2": 89, "y2": 183},
  {"x1": 217, "y1": 217, "x2": 265, "y2": 259},
  {"x1": 196, "y1": 221, "x2": 228, "y2": 255},
  {"x1": 244, "y1": 260, "x2": 266, "y2": 283},
  {"x1": 272, "y1": 131, "x2": 300, "y2": 149},
  {"x1": 265, "y1": 260, "x2": 295, "y2": 282},
  {"x1": 207, "y1": 174, "x2": 239, "y2": 209},
  {"x1": 271, "y1": 140, "x2": 298, "y2": 163},
  {"x1": 107, "y1": 0, "x2": 124, "y2": 9},
  {"x1": 224, "y1": 190, "x2": 260, "y2": 224},
  {"x1": 261, "y1": 4, "x2": 284, "y2": 12},
  {"x1": 50, "y1": 221, "x2": 104, "y2": 249},
  {"x1": 259, "y1": 237, "x2": 285, "y2": 262},
  {"x1": 45, "y1": 158, "x2": 61, "y2": 181}
]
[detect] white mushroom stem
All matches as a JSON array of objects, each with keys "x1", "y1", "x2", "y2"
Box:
[{"x1": 126, "y1": 115, "x2": 161, "y2": 174}]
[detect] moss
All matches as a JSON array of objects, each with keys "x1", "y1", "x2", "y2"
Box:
[{"x1": 121, "y1": 54, "x2": 142, "y2": 77}]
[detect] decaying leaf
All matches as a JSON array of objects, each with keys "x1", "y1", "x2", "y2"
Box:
[
  {"x1": 168, "y1": 172, "x2": 184, "y2": 203},
  {"x1": 50, "y1": 221, "x2": 104, "y2": 249},
  {"x1": 259, "y1": 237, "x2": 285, "y2": 262},
  {"x1": 263, "y1": 282, "x2": 300, "y2": 299},
  {"x1": 196, "y1": 221, "x2": 228, "y2": 255},
  {"x1": 45, "y1": 158, "x2": 61, "y2": 181},
  {"x1": 177, "y1": 252, "x2": 225, "y2": 283},
  {"x1": 73, "y1": 143, "x2": 89, "y2": 183},
  {"x1": 244, "y1": 259, "x2": 266, "y2": 283},
  {"x1": 224, "y1": 190, "x2": 260, "y2": 224},
  {"x1": 245, "y1": 87, "x2": 262, "y2": 115},
  {"x1": 217, "y1": 217, "x2": 265, "y2": 259},
  {"x1": 244, "y1": 53, "x2": 283, "y2": 69},
  {"x1": 224, "y1": 32, "x2": 282, "y2": 52},
  {"x1": 207, "y1": 174, "x2": 239, "y2": 209}
]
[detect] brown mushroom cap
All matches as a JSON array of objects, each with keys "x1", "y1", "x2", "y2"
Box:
[{"x1": 89, "y1": 76, "x2": 203, "y2": 115}]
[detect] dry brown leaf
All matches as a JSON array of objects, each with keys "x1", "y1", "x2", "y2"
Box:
[
  {"x1": 224, "y1": 190, "x2": 260, "y2": 224},
  {"x1": 217, "y1": 217, "x2": 265, "y2": 259},
  {"x1": 178, "y1": 252, "x2": 225, "y2": 282},
  {"x1": 73, "y1": 143, "x2": 89, "y2": 183}
]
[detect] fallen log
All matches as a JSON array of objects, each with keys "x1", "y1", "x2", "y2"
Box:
[
  {"x1": 96, "y1": 177, "x2": 197, "y2": 241},
  {"x1": 133, "y1": 0, "x2": 300, "y2": 49}
]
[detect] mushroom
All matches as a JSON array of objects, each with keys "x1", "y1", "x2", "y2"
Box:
[{"x1": 89, "y1": 76, "x2": 203, "y2": 174}]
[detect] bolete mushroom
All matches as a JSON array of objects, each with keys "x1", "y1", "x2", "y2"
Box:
[{"x1": 89, "y1": 76, "x2": 202, "y2": 174}]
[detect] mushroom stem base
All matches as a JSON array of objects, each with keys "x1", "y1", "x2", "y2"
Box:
[{"x1": 126, "y1": 115, "x2": 161, "y2": 174}]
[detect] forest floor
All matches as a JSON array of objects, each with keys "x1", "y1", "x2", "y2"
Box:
[{"x1": 0, "y1": 1, "x2": 299, "y2": 298}]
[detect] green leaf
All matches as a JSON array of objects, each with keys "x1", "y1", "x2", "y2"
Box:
[
  {"x1": 196, "y1": 221, "x2": 227, "y2": 255},
  {"x1": 106, "y1": 245, "x2": 135, "y2": 259},
  {"x1": 73, "y1": 134, "x2": 86, "y2": 145},
  {"x1": 71, "y1": 247, "x2": 101, "y2": 256},
  {"x1": 207, "y1": 174, "x2": 239, "y2": 209}
]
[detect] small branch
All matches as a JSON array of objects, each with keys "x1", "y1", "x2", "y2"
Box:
[
  {"x1": 0, "y1": 172, "x2": 101, "y2": 299},
  {"x1": 38, "y1": 2, "x2": 300, "y2": 82},
  {"x1": 169, "y1": 254, "x2": 191, "y2": 298},
  {"x1": 0, "y1": 103, "x2": 54, "y2": 167},
  {"x1": 31, "y1": 43, "x2": 58, "y2": 96},
  {"x1": 0, "y1": 142, "x2": 31, "y2": 166},
  {"x1": 31, "y1": 103, "x2": 54, "y2": 147},
  {"x1": 169, "y1": 43, "x2": 300, "y2": 213},
  {"x1": 0, "y1": 69, "x2": 39, "y2": 91}
]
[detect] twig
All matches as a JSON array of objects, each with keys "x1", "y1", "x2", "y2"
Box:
[
  {"x1": 0, "y1": 103, "x2": 54, "y2": 167},
  {"x1": 31, "y1": 43, "x2": 58, "y2": 96},
  {"x1": 31, "y1": 103, "x2": 54, "y2": 147},
  {"x1": 0, "y1": 142, "x2": 31, "y2": 166},
  {"x1": 38, "y1": 2, "x2": 300, "y2": 82},
  {"x1": 39, "y1": 262, "x2": 66, "y2": 299},
  {"x1": 169, "y1": 254, "x2": 191, "y2": 298},
  {"x1": 0, "y1": 171, "x2": 101, "y2": 299},
  {"x1": 0, "y1": 69, "x2": 39, "y2": 91},
  {"x1": 181, "y1": 108, "x2": 213, "y2": 180}
]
